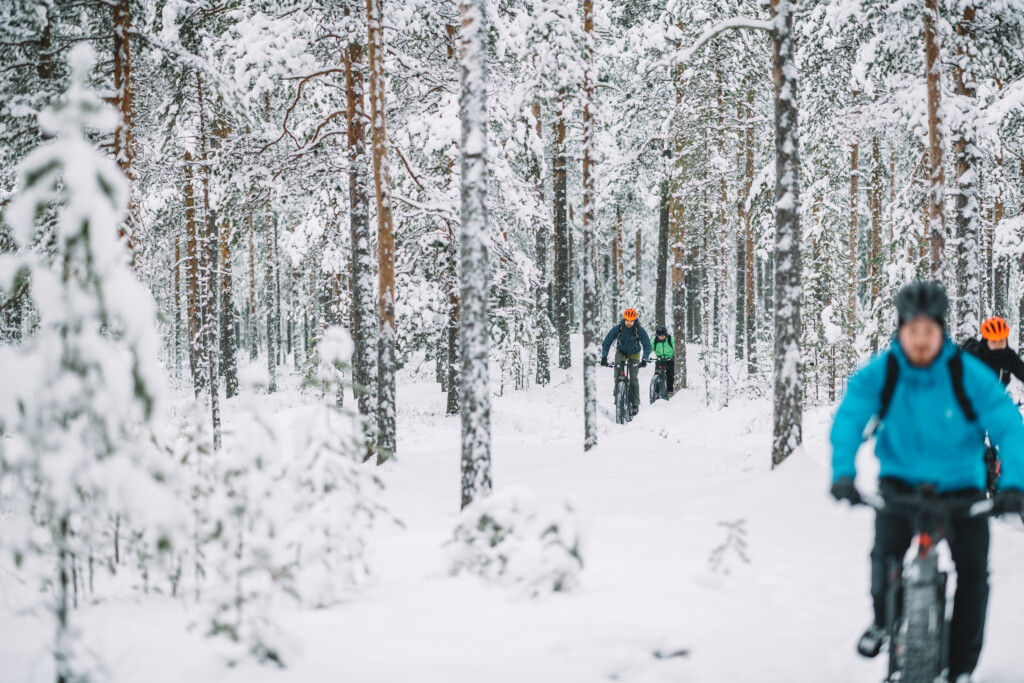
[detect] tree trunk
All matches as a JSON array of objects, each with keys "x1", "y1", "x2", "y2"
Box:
[
  {"x1": 848, "y1": 139, "x2": 858, "y2": 340},
  {"x1": 265, "y1": 206, "x2": 277, "y2": 393},
  {"x1": 184, "y1": 151, "x2": 203, "y2": 395},
  {"x1": 716, "y1": 81, "x2": 730, "y2": 406},
  {"x1": 197, "y1": 75, "x2": 220, "y2": 449},
  {"x1": 174, "y1": 232, "x2": 182, "y2": 378},
  {"x1": 582, "y1": 0, "x2": 598, "y2": 451},
  {"x1": 656, "y1": 182, "x2": 669, "y2": 326},
  {"x1": 869, "y1": 135, "x2": 882, "y2": 353},
  {"x1": 533, "y1": 101, "x2": 551, "y2": 386},
  {"x1": 743, "y1": 89, "x2": 757, "y2": 374},
  {"x1": 219, "y1": 215, "x2": 237, "y2": 398},
  {"x1": 112, "y1": 0, "x2": 136, "y2": 258},
  {"x1": 954, "y1": 2, "x2": 980, "y2": 340},
  {"x1": 446, "y1": 239, "x2": 460, "y2": 416},
  {"x1": 347, "y1": 1, "x2": 378, "y2": 437},
  {"x1": 367, "y1": 0, "x2": 397, "y2": 463},
  {"x1": 924, "y1": 0, "x2": 947, "y2": 281},
  {"x1": 553, "y1": 94, "x2": 571, "y2": 369},
  {"x1": 458, "y1": 0, "x2": 492, "y2": 508},
  {"x1": 770, "y1": 0, "x2": 803, "y2": 467},
  {"x1": 635, "y1": 228, "x2": 642, "y2": 287}
]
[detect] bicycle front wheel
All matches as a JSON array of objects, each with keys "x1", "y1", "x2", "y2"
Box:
[
  {"x1": 615, "y1": 380, "x2": 629, "y2": 424},
  {"x1": 900, "y1": 579, "x2": 943, "y2": 683}
]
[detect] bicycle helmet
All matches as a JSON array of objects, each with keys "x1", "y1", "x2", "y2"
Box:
[
  {"x1": 981, "y1": 316, "x2": 1009, "y2": 341},
  {"x1": 656, "y1": 325, "x2": 667, "y2": 336},
  {"x1": 895, "y1": 281, "x2": 948, "y2": 328},
  {"x1": 623, "y1": 308, "x2": 638, "y2": 321}
]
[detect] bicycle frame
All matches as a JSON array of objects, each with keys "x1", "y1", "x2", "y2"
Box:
[{"x1": 861, "y1": 486, "x2": 993, "y2": 683}]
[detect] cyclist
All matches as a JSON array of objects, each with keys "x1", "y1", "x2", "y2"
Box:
[
  {"x1": 962, "y1": 316, "x2": 1024, "y2": 387},
  {"x1": 652, "y1": 324, "x2": 676, "y2": 397},
  {"x1": 600, "y1": 308, "x2": 652, "y2": 417},
  {"x1": 829, "y1": 281, "x2": 1024, "y2": 683},
  {"x1": 962, "y1": 316, "x2": 1024, "y2": 493}
]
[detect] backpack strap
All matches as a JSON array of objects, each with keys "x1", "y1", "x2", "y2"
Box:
[
  {"x1": 877, "y1": 352, "x2": 900, "y2": 422},
  {"x1": 948, "y1": 351, "x2": 977, "y2": 422}
]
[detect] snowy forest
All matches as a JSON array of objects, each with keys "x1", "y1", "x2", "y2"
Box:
[{"x1": 2, "y1": 0, "x2": 1024, "y2": 681}]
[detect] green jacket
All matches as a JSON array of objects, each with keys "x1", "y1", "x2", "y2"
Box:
[{"x1": 653, "y1": 334, "x2": 674, "y2": 359}]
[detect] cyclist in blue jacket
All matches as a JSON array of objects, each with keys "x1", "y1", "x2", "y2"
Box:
[
  {"x1": 600, "y1": 308, "x2": 652, "y2": 416},
  {"x1": 829, "y1": 281, "x2": 1024, "y2": 682}
]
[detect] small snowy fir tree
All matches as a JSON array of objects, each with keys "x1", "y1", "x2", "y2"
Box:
[
  {"x1": 0, "y1": 45, "x2": 181, "y2": 682},
  {"x1": 448, "y1": 487, "x2": 584, "y2": 596}
]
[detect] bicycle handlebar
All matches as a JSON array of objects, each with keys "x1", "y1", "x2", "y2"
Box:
[{"x1": 858, "y1": 491, "x2": 995, "y2": 519}]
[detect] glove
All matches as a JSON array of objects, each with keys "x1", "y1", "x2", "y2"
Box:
[
  {"x1": 830, "y1": 476, "x2": 862, "y2": 505},
  {"x1": 993, "y1": 488, "x2": 1024, "y2": 516},
  {"x1": 640, "y1": 359, "x2": 649, "y2": 368},
  {"x1": 600, "y1": 357, "x2": 609, "y2": 367}
]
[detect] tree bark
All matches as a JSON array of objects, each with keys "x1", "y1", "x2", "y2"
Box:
[
  {"x1": 770, "y1": 0, "x2": 803, "y2": 467},
  {"x1": 954, "y1": 2, "x2": 980, "y2": 340},
  {"x1": 848, "y1": 139, "x2": 858, "y2": 340},
  {"x1": 219, "y1": 214, "x2": 237, "y2": 398},
  {"x1": 869, "y1": 135, "x2": 882, "y2": 353},
  {"x1": 582, "y1": 0, "x2": 598, "y2": 451},
  {"x1": 265, "y1": 205, "x2": 277, "y2": 393},
  {"x1": 112, "y1": 0, "x2": 136, "y2": 258},
  {"x1": 533, "y1": 101, "x2": 551, "y2": 386},
  {"x1": 553, "y1": 93, "x2": 571, "y2": 369},
  {"x1": 656, "y1": 181, "x2": 669, "y2": 326},
  {"x1": 924, "y1": 0, "x2": 947, "y2": 281},
  {"x1": 743, "y1": 89, "x2": 757, "y2": 374},
  {"x1": 346, "y1": 1, "x2": 378, "y2": 437},
  {"x1": 458, "y1": 0, "x2": 492, "y2": 508},
  {"x1": 367, "y1": 0, "x2": 397, "y2": 462},
  {"x1": 184, "y1": 151, "x2": 203, "y2": 395}
]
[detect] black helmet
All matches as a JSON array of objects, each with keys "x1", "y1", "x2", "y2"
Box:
[
  {"x1": 656, "y1": 325, "x2": 667, "y2": 336},
  {"x1": 895, "y1": 280, "x2": 948, "y2": 328}
]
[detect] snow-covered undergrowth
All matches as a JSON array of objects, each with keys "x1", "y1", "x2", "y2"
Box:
[{"x1": 448, "y1": 486, "x2": 583, "y2": 595}]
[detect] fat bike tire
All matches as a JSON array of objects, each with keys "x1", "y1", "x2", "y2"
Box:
[{"x1": 899, "y1": 581, "x2": 943, "y2": 683}]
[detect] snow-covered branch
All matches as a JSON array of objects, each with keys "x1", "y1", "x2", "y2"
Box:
[{"x1": 650, "y1": 17, "x2": 773, "y2": 73}]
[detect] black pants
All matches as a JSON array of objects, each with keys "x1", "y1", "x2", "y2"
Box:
[
  {"x1": 870, "y1": 480, "x2": 989, "y2": 676},
  {"x1": 656, "y1": 359, "x2": 675, "y2": 393}
]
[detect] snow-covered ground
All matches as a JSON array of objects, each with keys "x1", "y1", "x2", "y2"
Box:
[{"x1": 3, "y1": 340, "x2": 1024, "y2": 683}]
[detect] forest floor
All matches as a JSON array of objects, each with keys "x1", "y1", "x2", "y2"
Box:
[{"x1": 3, "y1": 338, "x2": 1024, "y2": 682}]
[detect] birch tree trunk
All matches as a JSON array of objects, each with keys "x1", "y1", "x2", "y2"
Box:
[
  {"x1": 582, "y1": 0, "x2": 598, "y2": 451},
  {"x1": 367, "y1": 0, "x2": 397, "y2": 462},
  {"x1": 458, "y1": 0, "x2": 492, "y2": 508},
  {"x1": 770, "y1": 0, "x2": 803, "y2": 467}
]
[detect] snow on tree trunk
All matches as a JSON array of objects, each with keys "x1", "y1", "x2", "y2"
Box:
[
  {"x1": 553, "y1": 94, "x2": 571, "y2": 370},
  {"x1": 265, "y1": 205, "x2": 277, "y2": 393},
  {"x1": 582, "y1": 0, "x2": 598, "y2": 452},
  {"x1": 869, "y1": 135, "x2": 882, "y2": 353},
  {"x1": 219, "y1": 214, "x2": 238, "y2": 399},
  {"x1": 446, "y1": 238, "x2": 460, "y2": 416},
  {"x1": 112, "y1": 0, "x2": 136, "y2": 259},
  {"x1": 923, "y1": 0, "x2": 947, "y2": 282},
  {"x1": 770, "y1": 0, "x2": 803, "y2": 467},
  {"x1": 671, "y1": 73, "x2": 687, "y2": 389},
  {"x1": 346, "y1": 2, "x2": 378, "y2": 446},
  {"x1": 954, "y1": 3, "x2": 980, "y2": 342},
  {"x1": 743, "y1": 89, "x2": 757, "y2": 374},
  {"x1": 458, "y1": 0, "x2": 492, "y2": 508},
  {"x1": 367, "y1": 0, "x2": 397, "y2": 463},
  {"x1": 533, "y1": 100, "x2": 551, "y2": 387},
  {"x1": 656, "y1": 181, "x2": 669, "y2": 326},
  {"x1": 247, "y1": 211, "x2": 258, "y2": 360},
  {"x1": 184, "y1": 151, "x2": 203, "y2": 394},
  {"x1": 848, "y1": 139, "x2": 858, "y2": 341}
]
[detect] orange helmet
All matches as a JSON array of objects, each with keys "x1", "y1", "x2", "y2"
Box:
[
  {"x1": 622, "y1": 308, "x2": 638, "y2": 321},
  {"x1": 981, "y1": 317, "x2": 1009, "y2": 341}
]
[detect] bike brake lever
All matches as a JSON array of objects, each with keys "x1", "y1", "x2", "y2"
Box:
[{"x1": 860, "y1": 493, "x2": 886, "y2": 510}]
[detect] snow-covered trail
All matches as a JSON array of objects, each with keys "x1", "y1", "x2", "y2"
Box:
[{"x1": 3, "y1": 341, "x2": 1024, "y2": 683}]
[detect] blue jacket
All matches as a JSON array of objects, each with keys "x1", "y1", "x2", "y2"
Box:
[
  {"x1": 601, "y1": 321, "x2": 652, "y2": 360},
  {"x1": 830, "y1": 338, "x2": 1024, "y2": 492}
]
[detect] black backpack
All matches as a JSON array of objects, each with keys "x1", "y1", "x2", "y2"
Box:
[
  {"x1": 875, "y1": 350, "x2": 976, "y2": 429},
  {"x1": 615, "y1": 321, "x2": 641, "y2": 350}
]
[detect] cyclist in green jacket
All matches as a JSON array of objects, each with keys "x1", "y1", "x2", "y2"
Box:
[{"x1": 652, "y1": 325, "x2": 676, "y2": 397}]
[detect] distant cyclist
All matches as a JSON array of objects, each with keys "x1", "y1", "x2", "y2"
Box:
[
  {"x1": 962, "y1": 316, "x2": 1024, "y2": 493},
  {"x1": 962, "y1": 316, "x2": 1024, "y2": 387},
  {"x1": 652, "y1": 324, "x2": 676, "y2": 397},
  {"x1": 600, "y1": 308, "x2": 652, "y2": 417},
  {"x1": 829, "y1": 281, "x2": 1024, "y2": 683}
]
